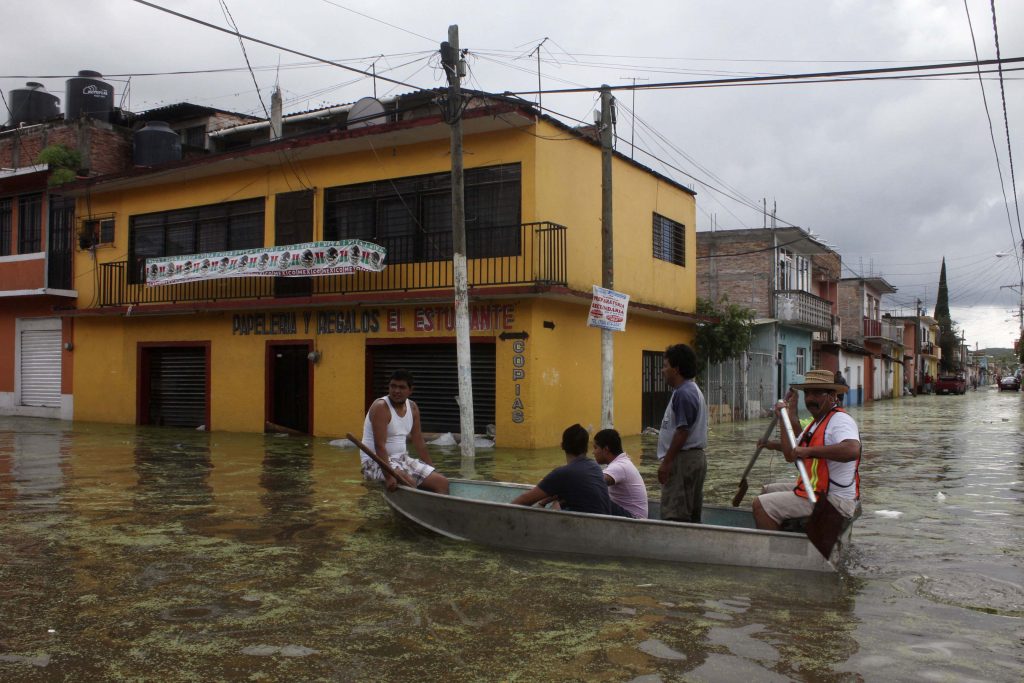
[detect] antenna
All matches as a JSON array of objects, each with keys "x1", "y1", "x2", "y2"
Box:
[
  {"x1": 618, "y1": 75, "x2": 648, "y2": 159},
  {"x1": 528, "y1": 37, "x2": 549, "y2": 111}
]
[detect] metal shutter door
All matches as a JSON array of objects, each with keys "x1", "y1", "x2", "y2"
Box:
[
  {"x1": 369, "y1": 344, "x2": 495, "y2": 434},
  {"x1": 150, "y1": 348, "x2": 207, "y2": 428},
  {"x1": 20, "y1": 329, "x2": 61, "y2": 407}
]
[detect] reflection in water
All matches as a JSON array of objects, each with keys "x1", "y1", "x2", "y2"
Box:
[{"x1": 0, "y1": 390, "x2": 1020, "y2": 682}]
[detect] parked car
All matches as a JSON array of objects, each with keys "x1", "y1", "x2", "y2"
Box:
[
  {"x1": 999, "y1": 375, "x2": 1020, "y2": 392},
  {"x1": 935, "y1": 375, "x2": 967, "y2": 395}
]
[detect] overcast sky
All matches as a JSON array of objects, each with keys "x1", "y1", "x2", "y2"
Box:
[{"x1": 4, "y1": 1, "x2": 1022, "y2": 349}]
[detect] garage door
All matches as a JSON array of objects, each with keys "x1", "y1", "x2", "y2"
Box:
[
  {"x1": 146, "y1": 347, "x2": 208, "y2": 428},
  {"x1": 367, "y1": 343, "x2": 495, "y2": 434},
  {"x1": 20, "y1": 329, "x2": 61, "y2": 408}
]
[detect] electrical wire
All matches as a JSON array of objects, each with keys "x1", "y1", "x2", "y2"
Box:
[
  {"x1": 317, "y1": 0, "x2": 437, "y2": 45},
  {"x1": 988, "y1": 0, "x2": 1024, "y2": 263}
]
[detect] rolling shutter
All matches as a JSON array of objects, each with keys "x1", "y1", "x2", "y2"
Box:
[
  {"x1": 368, "y1": 343, "x2": 495, "y2": 434},
  {"x1": 149, "y1": 348, "x2": 207, "y2": 428},
  {"x1": 20, "y1": 329, "x2": 61, "y2": 408}
]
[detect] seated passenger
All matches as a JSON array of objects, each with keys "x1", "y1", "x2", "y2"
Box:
[
  {"x1": 512, "y1": 423, "x2": 625, "y2": 516},
  {"x1": 592, "y1": 428, "x2": 649, "y2": 519}
]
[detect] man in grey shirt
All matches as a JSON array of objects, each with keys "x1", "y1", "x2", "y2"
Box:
[{"x1": 656, "y1": 343, "x2": 708, "y2": 522}]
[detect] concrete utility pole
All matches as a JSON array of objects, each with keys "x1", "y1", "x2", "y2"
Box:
[
  {"x1": 442, "y1": 25, "x2": 475, "y2": 458},
  {"x1": 600, "y1": 85, "x2": 614, "y2": 428}
]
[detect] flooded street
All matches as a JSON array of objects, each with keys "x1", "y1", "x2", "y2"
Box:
[{"x1": 1, "y1": 390, "x2": 1021, "y2": 682}]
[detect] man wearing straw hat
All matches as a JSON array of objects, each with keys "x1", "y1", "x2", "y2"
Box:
[{"x1": 751, "y1": 368, "x2": 862, "y2": 530}]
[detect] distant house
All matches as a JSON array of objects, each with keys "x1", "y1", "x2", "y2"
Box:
[
  {"x1": 837, "y1": 276, "x2": 900, "y2": 401},
  {"x1": 697, "y1": 226, "x2": 840, "y2": 404}
]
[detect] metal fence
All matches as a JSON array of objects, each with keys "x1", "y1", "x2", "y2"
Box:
[
  {"x1": 700, "y1": 351, "x2": 777, "y2": 424},
  {"x1": 99, "y1": 222, "x2": 567, "y2": 307}
]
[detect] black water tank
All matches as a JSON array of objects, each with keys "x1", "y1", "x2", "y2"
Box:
[
  {"x1": 133, "y1": 121, "x2": 181, "y2": 166},
  {"x1": 64, "y1": 70, "x2": 114, "y2": 122},
  {"x1": 7, "y1": 82, "x2": 61, "y2": 126}
]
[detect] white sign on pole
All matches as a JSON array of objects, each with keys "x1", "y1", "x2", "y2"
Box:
[{"x1": 587, "y1": 285, "x2": 630, "y2": 332}]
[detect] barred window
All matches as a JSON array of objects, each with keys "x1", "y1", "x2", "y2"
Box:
[
  {"x1": 652, "y1": 213, "x2": 685, "y2": 266},
  {"x1": 128, "y1": 197, "x2": 264, "y2": 283},
  {"x1": 0, "y1": 198, "x2": 11, "y2": 256},
  {"x1": 323, "y1": 163, "x2": 521, "y2": 263},
  {"x1": 18, "y1": 193, "x2": 43, "y2": 253},
  {"x1": 796, "y1": 347, "x2": 807, "y2": 375}
]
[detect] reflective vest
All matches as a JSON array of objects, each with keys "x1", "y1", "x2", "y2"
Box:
[{"x1": 793, "y1": 407, "x2": 860, "y2": 499}]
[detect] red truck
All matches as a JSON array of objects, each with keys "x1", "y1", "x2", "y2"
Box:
[{"x1": 935, "y1": 374, "x2": 966, "y2": 395}]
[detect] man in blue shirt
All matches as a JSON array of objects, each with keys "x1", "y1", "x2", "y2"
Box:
[
  {"x1": 656, "y1": 343, "x2": 709, "y2": 523},
  {"x1": 512, "y1": 423, "x2": 619, "y2": 515}
]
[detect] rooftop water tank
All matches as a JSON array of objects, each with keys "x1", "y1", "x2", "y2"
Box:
[
  {"x1": 7, "y1": 82, "x2": 61, "y2": 126},
  {"x1": 65, "y1": 70, "x2": 114, "y2": 122},
  {"x1": 133, "y1": 121, "x2": 181, "y2": 166}
]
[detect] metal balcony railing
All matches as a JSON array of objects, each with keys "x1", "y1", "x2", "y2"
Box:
[
  {"x1": 774, "y1": 289, "x2": 832, "y2": 331},
  {"x1": 863, "y1": 317, "x2": 904, "y2": 344},
  {"x1": 98, "y1": 222, "x2": 567, "y2": 307}
]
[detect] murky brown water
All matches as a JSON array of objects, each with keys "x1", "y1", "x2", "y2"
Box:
[{"x1": 1, "y1": 389, "x2": 1021, "y2": 681}]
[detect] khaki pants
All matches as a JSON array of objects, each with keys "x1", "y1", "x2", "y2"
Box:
[
  {"x1": 757, "y1": 481, "x2": 859, "y2": 524},
  {"x1": 660, "y1": 448, "x2": 707, "y2": 523}
]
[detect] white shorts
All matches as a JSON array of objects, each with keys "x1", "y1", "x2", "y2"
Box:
[{"x1": 361, "y1": 453, "x2": 436, "y2": 487}]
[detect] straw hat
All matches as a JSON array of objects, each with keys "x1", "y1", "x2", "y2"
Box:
[{"x1": 790, "y1": 368, "x2": 848, "y2": 394}]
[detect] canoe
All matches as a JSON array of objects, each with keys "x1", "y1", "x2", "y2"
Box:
[{"x1": 383, "y1": 479, "x2": 854, "y2": 573}]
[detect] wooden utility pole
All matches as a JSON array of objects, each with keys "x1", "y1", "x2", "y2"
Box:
[
  {"x1": 600, "y1": 85, "x2": 614, "y2": 428},
  {"x1": 442, "y1": 25, "x2": 475, "y2": 457}
]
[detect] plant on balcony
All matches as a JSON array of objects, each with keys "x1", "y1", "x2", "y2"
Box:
[
  {"x1": 37, "y1": 144, "x2": 82, "y2": 187},
  {"x1": 694, "y1": 296, "x2": 755, "y2": 367}
]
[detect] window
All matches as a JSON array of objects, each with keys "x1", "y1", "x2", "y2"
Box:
[
  {"x1": 81, "y1": 216, "x2": 115, "y2": 247},
  {"x1": 18, "y1": 193, "x2": 42, "y2": 253},
  {"x1": 323, "y1": 163, "x2": 521, "y2": 263},
  {"x1": 796, "y1": 347, "x2": 807, "y2": 375},
  {"x1": 128, "y1": 197, "x2": 264, "y2": 283},
  {"x1": 0, "y1": 198, "x2": 11, "y2": 256},
  {"x1": 653, "y1": 213, "x2": 685, "y2": 266}
]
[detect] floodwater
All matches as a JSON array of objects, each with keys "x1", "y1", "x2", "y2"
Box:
[{"x1": 1, "y1": 390, "x2": 1021, "y2": 682}]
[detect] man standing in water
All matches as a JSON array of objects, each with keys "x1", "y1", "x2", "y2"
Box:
[
  {"x1": 752, "y1": 369, "x2": 861, "y2": 530},
  {"x1": 656, "y1": 343, "x2": 708, "y2": 523},
  {"x1": 361, "y1": 369, "x2": 449, "y2": 494}
]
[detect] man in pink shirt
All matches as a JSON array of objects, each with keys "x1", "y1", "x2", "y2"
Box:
[{"x1": 593, "y1": 429, "x2": 649, "y2": 519}]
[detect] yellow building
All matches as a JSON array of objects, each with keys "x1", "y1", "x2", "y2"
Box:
[{"x1": 65, "y1": 92, "x2": 698, "y2": 447}]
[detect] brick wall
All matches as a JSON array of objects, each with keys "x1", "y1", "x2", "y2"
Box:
[
  {"x1": 697, "y1": 231, "x2": 775, "y2": 317},
  {"x1": 837, "y1": 280, "x2": 864, "y2": 341},
  {"x1": 0, "y1": 119, "x2": 132, "y2": 174}
]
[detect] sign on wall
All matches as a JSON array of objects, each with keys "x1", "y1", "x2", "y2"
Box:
[
  {"x1": 146, "y1": 240, "x2": 387, "y2": 286},
  {"x1": 587, "y1": 285, "x2": 630, "y2": 332}
]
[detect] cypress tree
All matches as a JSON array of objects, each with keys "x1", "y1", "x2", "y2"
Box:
[{"x1": 935, "y1": 258, "x2": 958, "y2": 372}]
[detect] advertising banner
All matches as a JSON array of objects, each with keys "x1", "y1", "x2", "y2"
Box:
[
  {"x1": 587, "y1": 285, "x2": 630, "y2": 331},
  {"x1": 145, "y1": 240, "x2": 387, "y2": 286}
]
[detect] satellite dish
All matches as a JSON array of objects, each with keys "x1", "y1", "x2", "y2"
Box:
[{"x1": 348, "y1": 96, "x2": 386, "y2": 129}]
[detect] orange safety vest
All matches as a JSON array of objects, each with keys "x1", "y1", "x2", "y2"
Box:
[{"x1": 793, "y1": 407, "x2": 860, "y2": 499}]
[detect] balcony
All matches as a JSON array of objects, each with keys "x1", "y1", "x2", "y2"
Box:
[
  {"x1": 863, "y1": 317, "x2": 904, "y2": 345},
  {"x1": 774, "y1": 289, "x2": 832, "y2": 331},
  {"x1": 98, "y1": 222, "x2": 566, "y2": 307},
  {"x1": 812, "y1": 314, "x2": 841, "y2": 344}
]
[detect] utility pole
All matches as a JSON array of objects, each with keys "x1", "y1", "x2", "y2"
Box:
[
  {"x1": 442, "y1": 25, "x2": 475, "y2": 458},
  {"x1": 600, "y1": 85, "x2": 614, "y2": 428}
]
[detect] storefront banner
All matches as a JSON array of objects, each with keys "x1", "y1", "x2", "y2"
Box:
[
  {"x1": 145, "y1": 240, "x2": 387, "y2": 286},
  {"x1": 587, "y1": 285, "x2": 630, "y2": 332}
]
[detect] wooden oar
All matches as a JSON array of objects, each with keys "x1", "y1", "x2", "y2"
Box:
[
  {"x1": 345, "y1": 432, "x2": 416, "y2": 488},
  {"x1": 776, "y1": 404, "x2": 847, "y2": 559},
  {"x1": 731, "y1": 414, "x2": 779, "y2": 507}
]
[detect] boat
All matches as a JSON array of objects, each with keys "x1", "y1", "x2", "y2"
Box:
[{"x1": 383, "y1": 479, "x2": 856, "y2": 573}]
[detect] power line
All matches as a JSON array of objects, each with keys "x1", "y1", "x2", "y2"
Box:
[
  {"x1": 505, "y1": 56, "x2": 1024, "y2": 95},
  {"x1": 988, "y1": 0, "x2": 1024, "y2": 258},
  {"x1": 129, "y1": 0, "x2": 428, "y2": 93},
  {"x1": 317, "y1": 0, "x2": 437, "y2": 45}
]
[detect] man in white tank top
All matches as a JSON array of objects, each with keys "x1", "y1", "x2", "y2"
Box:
[{"x1": 361, "y1": 369, "x2": 449, "y2": 494}]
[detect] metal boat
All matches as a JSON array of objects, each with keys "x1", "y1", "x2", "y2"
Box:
[{"x1": 383, "y1": 479, "x2": 854, "y2": 573}]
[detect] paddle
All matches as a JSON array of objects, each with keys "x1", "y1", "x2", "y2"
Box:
[
  {"x1": 345, "y1": 432, "x2": 416, "y2": 489},
  {"x1": 731, "y1": 414, "x2": 779, "y2": 507},
  {"x1": 776, "y1": 404, "x2": 847, "y2": 559}
]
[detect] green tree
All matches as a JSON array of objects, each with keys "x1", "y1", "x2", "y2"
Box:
[
  {"x1": 36, "y1": 144, "x2": 81, "y2": 186},
  {"x1": 694, "y1": 296, "x2": 755, "y2": 368},
  {"x1": 934, "y1": 257, "x2": 959, "y2": 372}
]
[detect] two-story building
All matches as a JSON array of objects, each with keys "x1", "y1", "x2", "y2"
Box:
[
  {"x1": 697, "y1": 226, "x2": 838, "y2": 401},
  {"x1": 61, "y1": 90, "x2": 699, "y2": 448},
  {"x1": 0, "y1": 70, "x2": 257, "y2": 421},
  {"x1": 837, "y1": 276, "x2": 900, "y2": 401}
]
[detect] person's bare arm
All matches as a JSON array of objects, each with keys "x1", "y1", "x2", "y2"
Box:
[
  {"x1": 790, "y1": 439, "x2": 861, "y2": 463},
  {"x1": 511, "y1": 486, "x2": 552, "y2": 506},
  {"x1": 604, "y1": 473, "x2": 616, "y2": 485},
  {"x1": 409, "y1": 401, "x2": 432, "y2": 465},
  {"x1": 657, "y1": 427, "x2": 690, "y2": 485}
]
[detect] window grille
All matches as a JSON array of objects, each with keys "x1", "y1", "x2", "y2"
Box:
[
  {"x1": 0, "y1": 198, "x2": 11, "y2": 256},
  {"x1": 18, "y1": 193, "x2": 42, "y2": 253},
  {"x1": 652, "y1": 213, "x2": 685, "y2": 266}
]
